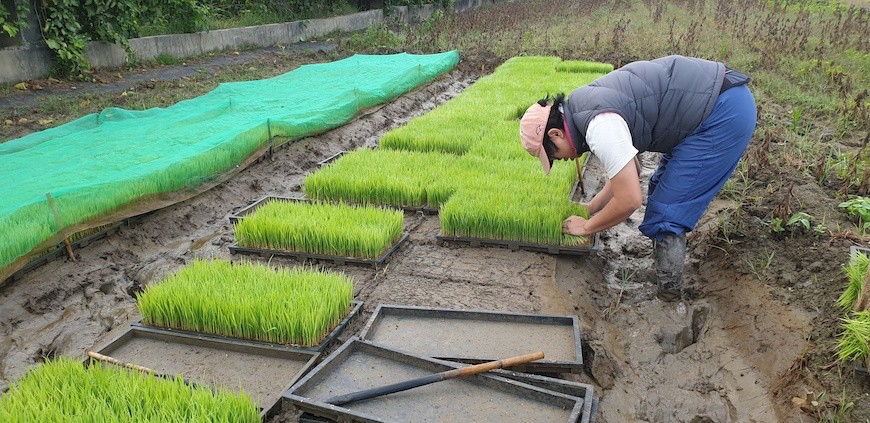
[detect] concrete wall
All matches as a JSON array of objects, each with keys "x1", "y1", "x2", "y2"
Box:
[{"x1": 0, "y1": 0, "x2": 493, "y2": 84}]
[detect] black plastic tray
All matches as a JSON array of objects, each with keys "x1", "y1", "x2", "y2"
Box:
[
  {"x1": 436, "y1": 231, "x2": 600, "y2": 256},
  {"x1": 93, "y1": 325, "x2": 319, "y2": 419},
  {"x1": 491, "y1": 370, "x2": 597, "y2": 423},
  {"x1": 358, "y1": 304, "x2": 583, "y2": 374},
  {"x1": 229, "y1": 233, "x2": 408, "y2": 268},
  {"x1": 133, "y1": 301, "x2": 362, "y2": 353},
  {"x1": 317, "y1": 151, "x2": 347, "y2": 167},
  {"x1": 849, "y1": 245, "x2": 870, "y2": 263},
  {"x1": 296, "y1": 370, "x2": 598, "y2": 423},
  {"x1": 5, "y1": 221, "x2": 125, "y2": 283},
  {"x1": 284, "y1": 338, "x2": 588, "y2": 423}
]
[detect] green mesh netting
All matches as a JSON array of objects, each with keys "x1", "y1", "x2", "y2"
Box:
[{"x1": 0, "y1": 51, "x2": 460, "y2": 275}]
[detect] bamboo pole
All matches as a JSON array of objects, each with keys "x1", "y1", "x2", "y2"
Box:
[
  {"x1": 324, "y1": 351, "x2": 544, "y2": 406},
  {"x1": 87, "y1": 351, "x2": 156, "y2": 374}
]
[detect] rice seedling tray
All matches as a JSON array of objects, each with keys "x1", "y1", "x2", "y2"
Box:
[
  {"x1": 846, "y1": 246, "x2": 870, "y2": 377},
  {"x1": 133, "y1": 300, "x2": 363, "y2": 353},
  {"x1": 490, "y1": 370, "x2": 598, "y2": 423},
  {"x1": 5, "y1": 221, "x2": 126, "y2": 283},
  {"x1": 317, "y1": 151, "x2": 347, "y2": 168},
  {"x1": 230, "y1": 196, "x2": 435, "y2": 225},
  {"x1": 229, "y1": 233, "x2": 409, "y2": 268},
  {"x1": 93, "y1": 325, "x2": 320, "y2": 419},
  {"x1": 358, "y1": 304, "x2": 583, "y2": 374},
  {"x1": 295, "y1": 368, "x2": 599, "y2": 423},
  {"x1": 284, "y1": 338, "x2": 588, "y2": 423},
  {"x1": 436, "y1": 231, "x2": 601, "y2": 256}
]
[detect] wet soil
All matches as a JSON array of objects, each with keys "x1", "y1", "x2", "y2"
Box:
[
  {"x1": 291, "y1": 342, "x2": 579, "y2": 423},
  {"x1": 1, "y1": 49, "x2": 869, "y2": 422},
  {"x1": 102, "y1": 331, "x2": 312, "y2": 413}
]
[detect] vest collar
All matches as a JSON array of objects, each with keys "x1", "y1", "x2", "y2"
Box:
[{"x1": 560, "y1": 103, "x2": 585, "y2": 154}]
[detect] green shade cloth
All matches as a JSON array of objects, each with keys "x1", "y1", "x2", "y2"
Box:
[{"x1": 0, "y1": 51, "x2": 459, "y2": 272}]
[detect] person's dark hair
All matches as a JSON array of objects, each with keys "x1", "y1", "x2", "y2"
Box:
[{"x1": 537, "y1": 93, "x2": 566, "y2": 164}]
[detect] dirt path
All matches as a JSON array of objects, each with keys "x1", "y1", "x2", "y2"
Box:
[{"x1": 0, "y1": 68, "x2": 827, "y2": 422}]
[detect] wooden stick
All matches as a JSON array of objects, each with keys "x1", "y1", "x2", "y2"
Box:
[
  {"x1": 87, "y1": 351, "x2": 155, "y2": 374},
  {"x1": 574, "y1": 157, "x2": 585, "y2": 197},
  {"x1": 323, "y1": 351, "x2": 544, "y2": 406},
  {"x1": 45, "y1": 192, "x2": 76, "y2": 261}
]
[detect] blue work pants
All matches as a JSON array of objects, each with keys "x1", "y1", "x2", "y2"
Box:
[{"x1": 639, "y1": 84, "x2": 757, "y2": 240}]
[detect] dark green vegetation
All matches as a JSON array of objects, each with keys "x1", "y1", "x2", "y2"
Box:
[
  {"x1": 1, "y1": 0, "x2": 869, "y2": 420},
  {"x1": 0, "y1": 0, "x2": 205, "y2": 75}
]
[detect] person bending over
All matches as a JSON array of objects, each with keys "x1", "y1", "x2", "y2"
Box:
[{"x1": 519, "y1": 55, "x2": 756, "y2": 301}]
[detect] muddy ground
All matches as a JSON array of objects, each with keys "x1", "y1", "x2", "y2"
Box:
[{"x1": 1, "y1": 49, "x2": 868, "y2": 422}]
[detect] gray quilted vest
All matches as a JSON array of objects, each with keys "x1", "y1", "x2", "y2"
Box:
[{"x1": 563, "y1": 55, "x2": 727, "y2": 154}]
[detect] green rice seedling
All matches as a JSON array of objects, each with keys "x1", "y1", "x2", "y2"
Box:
[
  {"x1": 839, "y1": 251, "x2": 869, "y2": 309},
  {"x1": 379, "y1": 56, "x2": 605, "y2": 155},
  {"x1": 438, "y1": 153, "x2": 590, "y2": 245},
  {"x1": 465, "y1": 121, "x2": 537, "y2": 161},
  {"x1": 304, "y1": 56, "x2": 602, "y2": 246},
  {"x1": 234, "y1": 200, "x2": 403, "y2": 259},
  {"x1": 305, "y1": 148, "x2": 460, "y2": 207},
  {"x1": 555, "y1": 60, "x2": 615, "y2": 74},
  {"x1": 137, "y1": 259, "x2": 353, "y2": 346},
  {"x1": 441, "y1": 187, "x2": 590, "y2": 246},
  {"x1": 457, "y1": 154, "x2": 580, "y2": 200},
  {"x1": 0, "y1": 357, "x2": 260, "y2": 422},
  {"x1": 380, "y1": 108, "x2": 491, "y2": 155},
  {"x1": 837, "y1": 311, "x2": 870, "y2": 364}
]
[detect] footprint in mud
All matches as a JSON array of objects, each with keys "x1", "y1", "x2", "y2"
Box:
[
  {"x1": 32, "y1": 332, "x2": 71, "y2": 363},
  {"x1": 98, "y1": 281, "x2": 115, "y2": 295},
  {"x1": 656, "y1": 305, "x2": 710, "y2": 354}
]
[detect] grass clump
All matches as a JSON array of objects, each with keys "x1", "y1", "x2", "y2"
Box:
[
  {"x1": 0, "y1": 357, "x2": 259, "y2": 422},
  {"x1": 138, "y1": 259, "x2": 353, "y2": 346},
  {"x1": 837, "y1": 311, "x2": 870, "y2": 365},
  {"x1": 235, "y1": 200, "x2": 404, "y2": 259},
  {"x1": 840, "y1": 251, "x2": 869, "y2": 309}
]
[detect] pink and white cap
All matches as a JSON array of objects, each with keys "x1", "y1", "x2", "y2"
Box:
[{"x1": 519, "y1": 103, "x2": 552, "y2": 174}]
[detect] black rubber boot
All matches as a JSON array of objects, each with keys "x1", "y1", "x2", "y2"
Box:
[{"x1": 654, "y1": 233, "x2": 686, "y2": 302}]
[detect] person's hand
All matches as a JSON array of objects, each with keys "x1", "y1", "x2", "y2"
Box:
[{"x1": 562, "y1": 216, "x2": 592, "y2": 236}]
